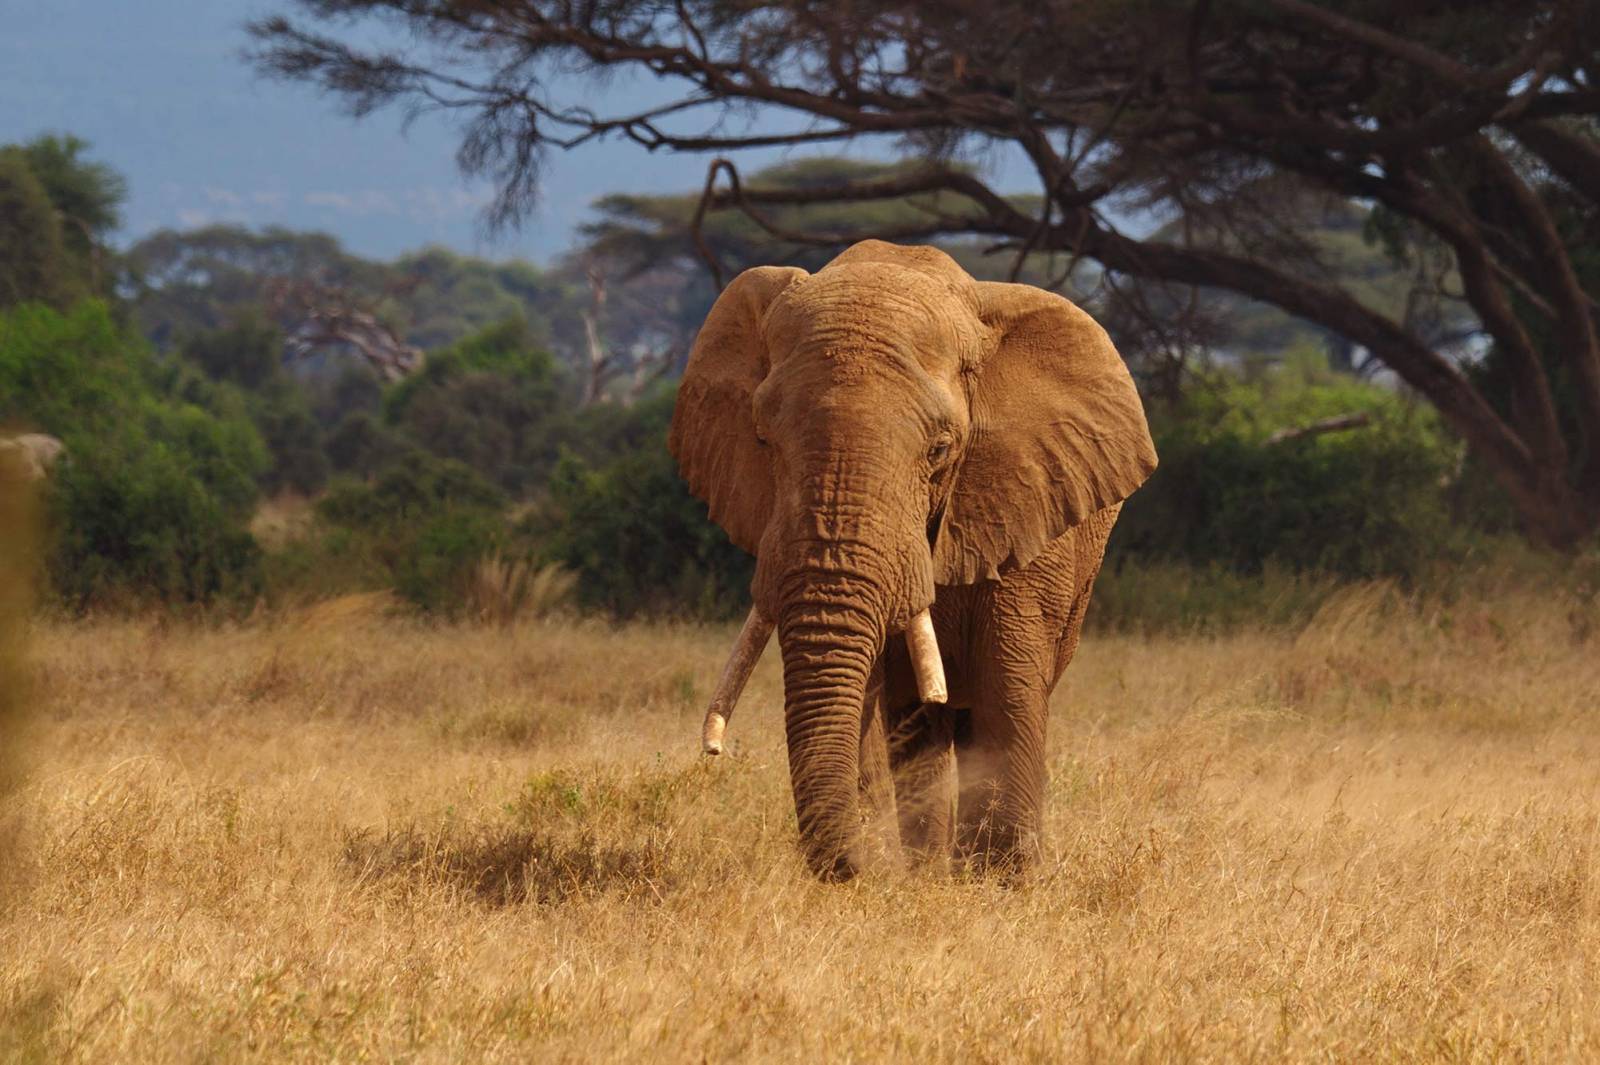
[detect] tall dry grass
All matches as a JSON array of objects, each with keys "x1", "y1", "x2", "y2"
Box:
[{"x1": 3, "y1": 582, "x2": 1600, "y2": 1062}]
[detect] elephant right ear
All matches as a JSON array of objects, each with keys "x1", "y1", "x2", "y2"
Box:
[{"x1": 669, "y1": 266, "x2": 808, "y2": 554}]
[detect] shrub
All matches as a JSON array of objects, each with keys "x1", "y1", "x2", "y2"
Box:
[
  {"x1": 0, "y1": 150, "x2": 75, "y2": 310},
  {"x1": 309, "y1": 454, "x2": 519, "y2": 615},
  {"x1": 383, "y1": 316, "x2": 569, "y2": 493},
  {"x1": 177, "y1": 313, "x2": 331, "y2": 495},
  {"x1": 537, "y1": 432, "x2": 753, "y2": 619},
  {"x1": 0, "y1": 301, "x2": 267, "y2": 608},
  {"x1": 1114, "y1": 352, "x2": 1464, "y2": 581}
]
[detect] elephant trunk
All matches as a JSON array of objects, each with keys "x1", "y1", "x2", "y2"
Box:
[{"x1": 776, "y1": 585, "x2": 884, "y2": 881}]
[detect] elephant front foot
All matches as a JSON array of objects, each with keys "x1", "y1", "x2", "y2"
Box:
[{"x1": 954, "y1": 787, "x2": 1043, "y2": 882}]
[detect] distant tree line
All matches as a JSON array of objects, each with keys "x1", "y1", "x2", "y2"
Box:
[{"x1": 0, "y1": 132, "x2": 1552, "y2": 622}]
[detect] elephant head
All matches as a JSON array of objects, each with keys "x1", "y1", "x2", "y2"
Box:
[{"x1": 670, "y1": 241, "x2": 1155, "y2": 878}]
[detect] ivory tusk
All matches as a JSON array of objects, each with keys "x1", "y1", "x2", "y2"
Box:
[
  {"x1": 701, "y1": 606, "x2": 774, "y2": 755},
  {"x1": 905, "y1": 608, "x2": 948, "y2": 705}
]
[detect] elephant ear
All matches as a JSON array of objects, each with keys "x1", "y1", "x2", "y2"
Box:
[
  {"x1": 669, "y1": 266, "x2": 808, "y2": 554},
  {"x1": 933, "y1": 282, "x2": 1157, "y2": 583}
]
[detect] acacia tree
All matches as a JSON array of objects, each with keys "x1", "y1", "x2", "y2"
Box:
[{"x1": 252, "y1": 0, "x2": 1600, "y2": 546}]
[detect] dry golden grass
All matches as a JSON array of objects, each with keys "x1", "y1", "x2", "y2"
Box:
[{"x1": 4, "y1": 584, "x2": 1600, "y2": 1062}]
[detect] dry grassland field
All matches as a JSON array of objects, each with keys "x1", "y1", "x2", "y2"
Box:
[{"x1": 4, "y1": 585, "x2": 1600, "y2": 1062}]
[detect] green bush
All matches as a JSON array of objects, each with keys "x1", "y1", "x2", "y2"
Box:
[
  {"x1": 384, "y1": 316, "x2": 570, "y2": 493},
  {"x1": 0, "y1": 301, "x2": 267, "y2": 608},
  {"x1": 536, "y1": 394, "x2": 753, "y2": 618},
  {"x1": 309, "y1": 455, "x2": 514, "y2": 614},
  {"x1": 1114, "y1": 352, "x2": 1464, "y2": 581},
  {"x1": 394, "y1": 508, "x2": 507, "y2": 615},
  {"x1": 0, "y1": 150, "x2": 75, "y2": 310},
  {"x1": 177, "y1": 313, "x2": 331, "y2": 495}
]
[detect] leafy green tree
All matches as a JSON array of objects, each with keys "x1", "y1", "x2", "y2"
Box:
[
  {"x1": 0, "y1": 150, "x2": 74, "y2": 310},
  {"x1": 383, "y1": 316, "x2": 576, "y2": 492},
  {"x1": 178, "y1": 312, "x2": 330, "y2": 495},
  {"x1": 15, "y1": 134, "x2": 125, "y2": 283},
  {"x1": 0, "y1": 135, "x2": 126, "y2": 304},
  {"x1": 314, "y1": 454, "x2": 511, "y2": 614},
  {"x1": 124, "y1": 225, "x2": 387, "y2": 347}
]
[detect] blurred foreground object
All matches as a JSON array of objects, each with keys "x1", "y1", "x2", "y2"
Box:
[
  {"x1": 0, "y1": 433, "x2": 63, "y2": 481},
  {"x1": 0, "y1": 435, "x2": 40, "y2": 872}
]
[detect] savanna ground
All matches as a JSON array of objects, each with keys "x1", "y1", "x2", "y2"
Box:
[{"x1": 3, "y1": 584, "x2": 1600, "y2": 1063}]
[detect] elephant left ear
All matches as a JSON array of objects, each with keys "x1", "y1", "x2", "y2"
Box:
[{"x1": 933, "y1": 281, "x2": 1158, "y2": 584}]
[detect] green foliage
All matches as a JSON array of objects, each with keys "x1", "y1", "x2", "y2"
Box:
[
  {"x1": 393, "y1": 508, "x2": 507, "y2": 615},
  {"x1": 179, "y1": 310, "x2": 284, "y2": 390},
  {"x1": 322, "y1": 410, "x2": 400, "y2": 479},
  {"x1": 13, "y1": 134, "x2": 125, "y2": 257},
  {"x1": 178, "y1": 313, "x2": 330, "y2": 495},
  {"x1": 317, "y1": 458, "x2": 505, "y2": 531},
  {"x1": 0, "y1": 135, "x2": 125, "y2": 306},
  {"x1": 383, "y1": 316, "x2": 582, "y2": 493},
  {"x1": 536, "y1": 394, "x2": 753, "y2": 619},
  {"x1": 124, "y1": 226, "x2": 583, "y2": 360},
  {"x1": 311, "y1": 456, "x2": 511, "y2": 614},
  {"x1": 50, "y1": 436, "x2": 263, "y2": 606},
  {"x1": 0, "y1": 150, "x2": 74, "y2": 310},
  {"x1": 0, "y1": 302, "x2": 267, "y2": 607},
  {"x1": 1115, "y1": 352, "x2": 1463, "y2": 580},
  {"x1": 384, "y1": 246, "x2": 583, "y2": 354},
  {"x1": 124, "y1": 225, "x2": 390, "y2": 347}
]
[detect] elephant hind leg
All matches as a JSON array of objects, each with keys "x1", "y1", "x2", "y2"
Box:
[{"x1": 887, "y1": 700, "x2": 955, "y2": 872}]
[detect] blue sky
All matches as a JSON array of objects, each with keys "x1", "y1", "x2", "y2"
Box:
[{"x1": 2, "y1": 0, "x2": 1030, "y2": 264}]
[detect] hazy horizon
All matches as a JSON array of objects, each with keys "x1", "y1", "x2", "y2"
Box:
[{"x1": 3, "y1": 0, "x2": 1032, "y2": 266}]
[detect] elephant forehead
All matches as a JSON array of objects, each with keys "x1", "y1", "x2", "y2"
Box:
[{"x1": 766, "y1": 267, "x2": 986, "y2": 375}]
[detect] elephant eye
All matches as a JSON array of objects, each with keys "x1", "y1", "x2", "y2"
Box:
[{"x1": 927, "y1": 440, "x2": 951, "y2": 466}]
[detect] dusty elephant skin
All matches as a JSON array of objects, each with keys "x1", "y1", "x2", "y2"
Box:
[{"x1": 671, "y1": 241, "x2": 1157, "y2": 880}]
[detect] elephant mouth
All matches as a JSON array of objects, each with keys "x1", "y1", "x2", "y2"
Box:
[{"x1": 697, "y1": 604, "x2": 947, "y2": 755}]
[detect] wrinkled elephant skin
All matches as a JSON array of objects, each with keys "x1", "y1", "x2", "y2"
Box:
[{"x1": 671, "y1": 241, "x2": 1156, "y2": 880}]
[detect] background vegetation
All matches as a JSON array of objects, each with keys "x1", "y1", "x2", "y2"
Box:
[{"x1": 4, "y1": 135, "x2": 1570, "y2": 629}]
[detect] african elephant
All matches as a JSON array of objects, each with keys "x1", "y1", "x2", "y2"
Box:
[{"x1": 671, "y1": 241, "x2": 1156, "y2": 880}]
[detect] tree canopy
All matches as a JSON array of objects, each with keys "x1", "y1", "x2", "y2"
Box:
[{"x1": 253, "y1": 0, "x2": 1600, "y2": 546}]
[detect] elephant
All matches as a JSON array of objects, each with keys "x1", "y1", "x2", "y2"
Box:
[
  {"x1": 671, "y1": 240, "x2": 1156, "y2": 881},
  {"x1": 0, "y1": 433, "x2": 64, "y2": 482}
]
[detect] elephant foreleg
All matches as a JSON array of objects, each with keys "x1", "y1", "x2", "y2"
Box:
[
  {"x1": 953, "y1": 693, "x2": 1047, "y2": 878},
  {"x1": 855, "y1": 660, "x2": 901, "y2": 870},
  {"x1": 886, "y1": 700, "x2": 955, "y2": 871}
]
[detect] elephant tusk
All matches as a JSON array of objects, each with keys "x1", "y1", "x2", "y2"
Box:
[
  {"x1": 905, "y1": 608, "x2": 948, "y2": 705},
  {"x1": 701, "y1": 606, "x2": 775, "y2": 755}
]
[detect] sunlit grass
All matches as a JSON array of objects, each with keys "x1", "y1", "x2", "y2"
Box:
[{"x1": 3, "y1": 581, "x2": 1600, "y2": 1061}]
